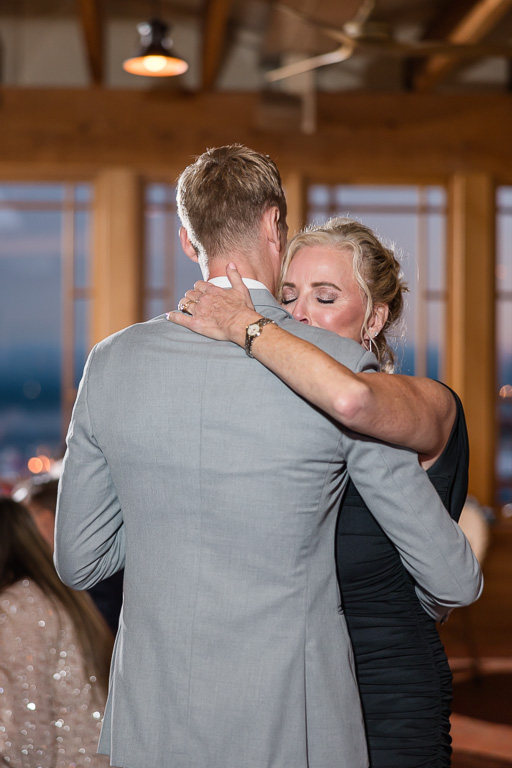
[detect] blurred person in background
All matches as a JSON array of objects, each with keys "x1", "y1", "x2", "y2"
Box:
[
  {"x1": 20, "y1": 476, "x2": 58, "y2": 550},
  {"x1": 0, "y1": 497, "x2": 113, "y2": 768},
  {"x1": 16, "y1": 475, "x2": 124, "y2": 635}
]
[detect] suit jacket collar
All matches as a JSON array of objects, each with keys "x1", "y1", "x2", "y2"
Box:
[
  {"x1": 249, "y1": 288, "x2": 292, "y2": 322},
  {"x1": 207, "y1": 278, "x2": 291, "y2": 321}
]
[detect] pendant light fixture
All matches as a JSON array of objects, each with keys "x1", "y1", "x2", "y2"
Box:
[{"x1": 123, "y1": 17, "x2": 188, "y2": 77}]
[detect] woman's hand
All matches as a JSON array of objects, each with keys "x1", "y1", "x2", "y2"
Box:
[{"x1": 167, "y1": 263, "x2": 263, "y2": 346}]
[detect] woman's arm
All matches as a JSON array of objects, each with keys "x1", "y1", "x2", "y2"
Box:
[{"x1": 168, "y1": 264, "x2": 455, "y2": 467}]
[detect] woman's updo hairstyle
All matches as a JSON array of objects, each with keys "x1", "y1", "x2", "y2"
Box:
[{"x1": 279, "y1": 217, "x2": 408, "y2": 372}]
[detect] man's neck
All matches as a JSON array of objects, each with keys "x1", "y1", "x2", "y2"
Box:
[{"x1": 207, "y1": 260, "x2": 277, "y2": 296}]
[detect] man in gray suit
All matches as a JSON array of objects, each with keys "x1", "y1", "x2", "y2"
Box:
[{"x1": 55, "y1": 145, "x2": 482, "y2": 768}]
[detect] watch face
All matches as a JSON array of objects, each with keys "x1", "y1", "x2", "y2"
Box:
[{"x1": 247, "y1": 324, "x2": 260, "y2": 337}]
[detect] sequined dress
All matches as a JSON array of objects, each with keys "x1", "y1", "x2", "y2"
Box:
[
  {"x1": 0, "y1": 579, "x2": 110, "y2": 768},
  {"x1": 336, "y1": 391, "x2": 469, "y2": 768}
]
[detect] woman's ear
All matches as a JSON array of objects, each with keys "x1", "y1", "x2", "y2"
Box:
[
  {"x1": 179, "y1": 227, "x2": 199, "y2": 263},
  {"x1": 368, "y1": 304, "x2": 389, "y2": 338}
]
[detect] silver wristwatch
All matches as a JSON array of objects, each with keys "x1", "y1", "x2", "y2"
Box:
[{"x1": 244, "y1": 317, "x2": 275, "y2": 358}]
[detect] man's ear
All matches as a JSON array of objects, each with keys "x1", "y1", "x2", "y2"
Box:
[
  {"x1": 179, "y1": 227, "x2": 199, "y2": 263},
  {"x1": 262, "y1": 207, "x2": 283, "y2": 254}
]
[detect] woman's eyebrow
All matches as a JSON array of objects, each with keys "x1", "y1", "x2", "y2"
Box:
[
  {"x1": 282, "y1": 280, "x2": 341, "y2": 290},
  {"x1": 311, "y1": 282, "x2": 341, "y2": 290}
]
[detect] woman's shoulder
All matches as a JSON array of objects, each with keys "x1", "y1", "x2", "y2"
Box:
[
  {"x1": 2, "y1": 577, "x2": 49, "y2": 604},
  {"x1": 0, "y1": 579, "x2": 63, "y2": 632}
]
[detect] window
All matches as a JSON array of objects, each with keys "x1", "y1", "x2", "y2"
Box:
[
  {"x1": 0, "y1": 183, "x2": 92, "y2": 483},
  {"x1": 143, "y1": 183, "x2": 201, "y2": 320},
  {"x1": 497, "y1": 187, "x2": 512, "y2": 507},
  {"x1": 307, "y1": 184, "x2": 447, "y2": 379}
]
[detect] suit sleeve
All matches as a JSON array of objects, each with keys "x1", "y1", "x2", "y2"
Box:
[
  {"x1": 339, "y1": 426, "x2": 482, "y2": 622},
  {"x1": 54, "y1": 345, "x2": 126, "y2": 590}
]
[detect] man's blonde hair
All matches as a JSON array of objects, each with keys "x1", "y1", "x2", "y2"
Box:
[{"x1": 176, "y1": 144, "x2": 287, "y2": 266}]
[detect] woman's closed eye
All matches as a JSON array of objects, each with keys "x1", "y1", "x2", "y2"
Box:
[
  {"x1": 282, "y1": 293, "x2": 337, "y2": 305},
  {"x1": 315, "y1": 291, "x2": 338, "y2": 304},
  {"x1": 281, "y1": 291, "x2": 297, "y2": 305}
]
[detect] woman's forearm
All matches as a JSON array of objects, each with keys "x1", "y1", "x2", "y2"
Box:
[
  {"x1": 248, "y1": 324, "x2": 455, "y2": 463},
  {"x1": 249, "y1": 322, "x2": 371, "y2": 422}
]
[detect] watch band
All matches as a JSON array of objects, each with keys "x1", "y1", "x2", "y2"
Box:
[{"x1": 244, "y1": 317, "x2": 275, "y2": 358}]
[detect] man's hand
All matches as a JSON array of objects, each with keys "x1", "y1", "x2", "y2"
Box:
[{"x1": 167, "y1": 263, "x2": 263, "y2": 346}]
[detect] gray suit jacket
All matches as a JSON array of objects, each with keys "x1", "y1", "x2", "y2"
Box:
[{"x1": 55, "y1": 289, "x2": 482, "y2": 768}]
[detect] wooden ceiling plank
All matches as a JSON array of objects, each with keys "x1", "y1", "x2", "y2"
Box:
[
  {"x1": 202, "y1": 0, "x2": 235, "y2": 91},
  {"x1": 78, "y1": 0, "x2": 103, "y2": 86},
  {"x1": 413, "y1": 0, "x2": 512, "y2": 92}
]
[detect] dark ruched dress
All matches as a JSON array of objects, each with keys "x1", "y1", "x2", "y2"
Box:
[{"x1": 336, "y1": 390, "x2": 469, "y2": 768}]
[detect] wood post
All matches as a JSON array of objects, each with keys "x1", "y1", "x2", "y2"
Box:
[
  {"x1": 446, "y1": 173, "x2": 496, "y2": 505},
  {"x1": 282, "y1": 172, "x2": 305, "y2": 238},
  {"x1": 91, "y1": 169, "x2": 143, "y2": 346}
]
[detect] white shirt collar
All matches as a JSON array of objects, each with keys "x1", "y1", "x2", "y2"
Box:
[{"x1": 208, "y1": 276, "x2": 269, "y2": 291}]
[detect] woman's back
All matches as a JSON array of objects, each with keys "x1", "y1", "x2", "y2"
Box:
[{"x1": 0, "y1": 578, "x2": 110, "y2": 768}]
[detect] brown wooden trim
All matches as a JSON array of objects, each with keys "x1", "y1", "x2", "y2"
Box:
[{"x1": 446, "y1": 173, "x2": 497, "y2": 506}]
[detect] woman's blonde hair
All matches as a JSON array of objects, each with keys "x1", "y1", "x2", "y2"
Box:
[
  {"x1": 0, "y1": 497, "x2": 114, "y2": 698},
  {"x1": 280, "y1": 217, "x2": 408, "y2": 372}
]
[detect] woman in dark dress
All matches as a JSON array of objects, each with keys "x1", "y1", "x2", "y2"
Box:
[
  {"x1": 170, "y1": 217, "x2": 471, "y2": 767},
  {"x1": 338, "y1": 392, "x2": 468, "y2": 768}
]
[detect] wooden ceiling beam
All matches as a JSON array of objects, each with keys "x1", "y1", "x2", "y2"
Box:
[
  {"x1": 201, "y1": 0, "x2": 234, "y2": 91},
  {"x1": 78, "y1": 0, "x2": 104, "y2": 86},
  {"x1": 412, "y1": 0, "x2": 512, "y2": 92},
  {"x1": 2, "y1": 88, "x2": 512, "y2": 179}
]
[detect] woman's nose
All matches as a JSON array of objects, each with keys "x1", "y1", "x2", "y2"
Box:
[{"x1": 291, "y1": 301, "x2": 311, "y2": 324}]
